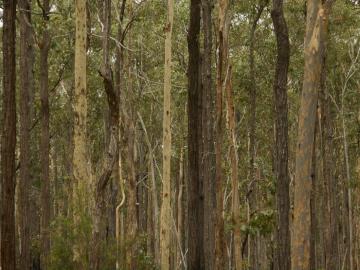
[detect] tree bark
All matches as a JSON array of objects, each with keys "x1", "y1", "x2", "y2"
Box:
[
  {"x1": 160, "y1": 0, "x2": 174, "y2": 268},
  {"x1": 271, "y1": 0, "x2": 291, "y2": 269},
  {"x1": 320, "y1": 54, "x2": 339, "y2": 270},
  {"x1": 19, "y1": 0, "x2": 34, "y2": 268},
  {"x1": 1, "y1": 1, "x2": 17, "y2": 269},
  {"x1": 291, "y1": 1, "x2": 333, "y2": 269},
  {"x1": 225, "y1": 66, "x2": 242, "y2": 270},
  {"x1": 121, "y1": 4, "x2": 138, "y2": 267},
  {"x1": 39, "y1": 0, "x2": 51, "y2": 268},
  {"x1": 201, "y1": 1, "x2": 216, "y2": 269},
  {"x1": 215, "y1": 0, "x2": 229, "y2": 268},
  {"x1": 187, "y1": 0, "x2": 204, "y2": 269},
  {"x1": 248, "y1": 3, "x2": 267, "y2": 269},
  {"x1": 73, "y1": 0, "x2": 88, "y2": 268},
  {"x1": 91, "y1": 0, "x2": 120, "y2": 268}
]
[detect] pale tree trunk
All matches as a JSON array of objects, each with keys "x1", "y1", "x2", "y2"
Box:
[
  {"x1": 271, "y1": 0, "x2": 291, "y2": 269},
  {"x1": 187, "y1": 0, "x2": 204, "y2": 268},
  {"x1": 225, "y1": 65, "x2": 242, "y2": 270},
  {"x1": 201, "y1": 1, "x2": 216, "y2": 269},
  {"x1": 39, "y1": 0, "x2": 51, "y2": 268},
  {"x1": 138, "y1": 112, "x2": 160, "y2": 265},
  {"x1": 73, "y1": 0, "x2": 88, "y2": 268},
  {"x1": 160, "y1": 0, "x2": 174, "y2": 268},
  {"x1": 291, "y1": 1, "x2": 333, "y2": 269},
  {"x1": 1, "y1": 1, "x2": 17, "y2": 269},
  {"x1": 215, "y1": 0, "x2": 229, "y2": 268},
  {"x1": 19, "y1": 0, "x2": 34, "y2": 268}
]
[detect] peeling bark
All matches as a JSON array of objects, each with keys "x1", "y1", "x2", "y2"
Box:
[{"x1": 291, "y1": 1, "x2": 333, "y2": 269}]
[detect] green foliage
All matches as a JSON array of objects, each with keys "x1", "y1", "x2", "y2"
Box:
[
  {"x1": 243, "y1": 209, "x2": 275, "y2": 236},
  {"x1": 49, "y1": 217, "x2": 75, "y2": 270}
]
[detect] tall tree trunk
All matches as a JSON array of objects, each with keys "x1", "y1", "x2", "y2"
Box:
[
  {"x1": 39, "y1": 0, "x2": 51, "y2": 268},
  {"x1": 248, "y1": 3, "x2": 266, "y2": 269},
  {"x1": 114, "y1": 1, "x2": 126, "y2": 267},
  {"x1": 271, "y1": 0, "x2": 291, "y2": 269},
  {"x1": 138, "y1": 113, "x2": 160, "y2": 265},
  {"x1": 160, "y1": 0, "x2": 174, "y2": 268},
  {"x1": 320, "y1": 55, "x2": 339, "y2": 270},
  {"x1": 291, "y1": 1, "x2": 333, "y2": 269},
  {"x1": 317, "y1": 11, "x2": 338, "y2": 268},
  {"x1": 1, "y1": 1, "x2": 17, "y2": 269},
  {"x1": 215, "y1": 0, "x2": 229, "y2": 268},
  {"x1": 201, "y1": 1, "x2": 216, "y2": 269},
  {"x1": 177, "y1": 146, "x2": 184, "y2": 269},
  {"x1": 92, "y1": 0, "x2": 119, "y2": 269},
  {"x1": 187, "y1": 0, "x2": 204, "y2": 269},
  {"x1": 122, "y1": 3, "x2": 138, "y2": 266},
  {"x1": 19, "y1": 0, "x2": 34, "y2": 268},
  {"x1": 225, "y1": 66, "x2": 242, "y2": 270},
  {"x1": 310, "y1": 124, "x2": 318, "y2": 270},
  {"x1": 73, "y1": 0, "x2": 88, "y2": 268}
]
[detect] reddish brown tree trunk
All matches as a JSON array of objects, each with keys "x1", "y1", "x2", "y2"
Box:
[
  {"x1": 1, "y1": 1, "x2": 17, "y2": 269},
  {"x1": 187, "y1": 0, "x2": 204, "y2": 268},
  {"x1": 19, "y1": 0, "x2": 34, "y2": 269}
]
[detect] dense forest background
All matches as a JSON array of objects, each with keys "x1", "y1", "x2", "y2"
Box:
[{"x1": 0, "y1": 0, "x2": 360, "y2": 270}]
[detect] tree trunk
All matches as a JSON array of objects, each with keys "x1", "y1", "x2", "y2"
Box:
[
  {"x1": 225, "y1": 65, "x2": 242, "y2": 270},
  {"x1": 201, "y1": 1, "x2": 216, "y2": 269},
  {"x1": 160, "y1": 0, "x2": 174, "y2": 268},
  {"x1": 271, "y1": 0, "x2": 291, "y2": 269},
  {"x1": 39, "y1": 1, "x2": 51, "y2": 268},
  {"x1": 122, "y1": 4, "x2": 138, "y2": 266},
  {"x1": 187, "y1": 0, "x2": 204, "y2": 269},
  {"x1": 177, "y1": 147, "x2": 184, "y2": 269},
  {"x1": 320, "y1": 54, "x2": 339, "y2": 270},
  {"x1": 248, "y1": 3, "x2": 266, "y2": 269},
  {"x1": 73, "y1": 0, "x2": 88, "y2": 268},
  {"x1": 91, "y1": 0, "x2": 120, "y2": 268},
  {"x1": 291, "y1": 1, "x2": 332, "y2": 269},
  {"x1": 114, "y1": 1, "x2": 126, "y2": 267},
  {"x1": 215, "y1": 0, "x2": 229, "y2": 268},
  {"x1": 19, "y1": 0, "x2": 34, "y2": 268},
  {"x1": 1, "y1": 1, "x2": 17, "y2": 269}
]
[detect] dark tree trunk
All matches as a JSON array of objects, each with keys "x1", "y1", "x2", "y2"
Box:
[
  {"x1": 271, "y1": 1, "x2": 291, "y2": 269},
  {"x1": 187, "y1": 0, "x2": 204, "y2": 269},
  {"x1": 201, "y1": 1, "x2": 215, "y2": 270},
  {"x1": 39, "y1": 0, "x2": 51, "y2": 268},
  {"x1": 19, "y1": 0, "x2": 34, "y2": 269},
  {"x1": 1, "y1": 1, "x2": 17, "y2": 270}
]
